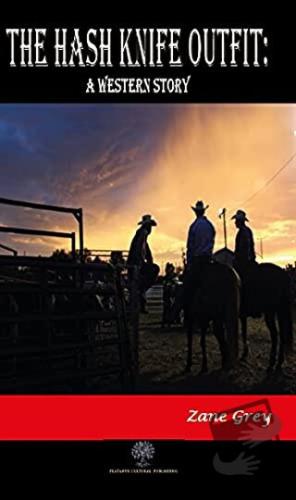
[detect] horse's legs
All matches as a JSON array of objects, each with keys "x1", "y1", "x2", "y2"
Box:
[
  {"x1": 265, "y1": 312, "x2": 278, "y2": 371},
  {"x1": 185, "y1": 321, "x2": 193, "y2": 373},
  {"x1": 213, "y1": 320, "x2": 228, "y2": 370},
  {"x1": 240, "y1": 316, "x2": 249, "y2": 360},
  {"x1": 200, "y1": 323, "x2": 208, "y2": 374}
]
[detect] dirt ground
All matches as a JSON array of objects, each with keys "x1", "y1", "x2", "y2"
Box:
[{"x1": 136, "y1": 310, "x2": 296, "y2": 394}]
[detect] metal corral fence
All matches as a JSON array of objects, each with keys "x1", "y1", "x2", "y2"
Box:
[
  {"x1": 0, "y1": 197, "x2": 142, "y2": 392},
  {"x1": 0, "y1": 255, "x2": 136, "y2": 392},
  {"x1": 87, "y1": 249, "x2": 141, "y2": 375},
  {"x1": 0, "y1": 196, "x2": 84, "y2": 258}
]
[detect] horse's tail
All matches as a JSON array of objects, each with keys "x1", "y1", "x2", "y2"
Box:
[{"x1": 277, "y1": 279, "x2": 294, "y2": 354}]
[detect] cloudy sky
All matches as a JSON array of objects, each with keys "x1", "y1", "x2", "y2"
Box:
[{"x1": 0, "y1": 103, "x2": 296, "y2": 269}]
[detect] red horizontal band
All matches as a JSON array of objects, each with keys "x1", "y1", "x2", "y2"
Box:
[{"x1": 0, "y1": 395, "x2": 293, "y2": 440}]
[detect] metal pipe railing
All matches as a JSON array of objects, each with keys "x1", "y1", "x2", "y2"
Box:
[
  {"x1": 0, "y1": 243, "x2": 17, "y2": 256},
  {"x1": 0, "y1": 226, "x2": 76, "y2": 258},
  {"x1": 0, "y1": 196, "x2": 84, "y2": 258}
]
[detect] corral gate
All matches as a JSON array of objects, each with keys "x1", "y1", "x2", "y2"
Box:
[{"x1": 0, "y1": 198, "x2": 134, "y2": 392}]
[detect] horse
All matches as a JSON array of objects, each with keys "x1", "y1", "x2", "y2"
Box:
[
  {"x1": 239, "y1": 262, "x2": 293, "y2": 371},
  {"x1": 184, "y1": 262, "x2": 241, "y2": 374}
]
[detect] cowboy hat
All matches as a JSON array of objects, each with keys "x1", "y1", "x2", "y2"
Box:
[
  {"x1": 191, "y1": 200, "x2": 209, "y2": 212},
  {"x1": 138, "y1": 214, "x2": 157, "y2": 226},
  {"x1": 231, "y1": 209, "x2": 249, "y2": 222}
]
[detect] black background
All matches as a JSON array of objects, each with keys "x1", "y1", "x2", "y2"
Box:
[
  {"x1": 0, "y1": 7, "x2": 296, "y2": 483},
  {"x1": 0, "y1": 440, "x2": 293, "y2": 484},
  {"x1": 0, "y1": 10, "x2": 294, "y2": 103}
]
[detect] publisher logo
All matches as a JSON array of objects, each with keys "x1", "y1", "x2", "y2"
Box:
[
  {"x1": 108, "y1": 442, "x2": 179, "y2": 476},
  {"x1": 131, "y1": 441, "x2": 155, "y2": 468}
]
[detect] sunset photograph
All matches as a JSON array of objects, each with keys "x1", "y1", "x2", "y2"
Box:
[
  {"x1": 0, "y1": 104, "x2": 296, "y2": 267},
  {"x1": 0, "y1": 103, "x2": 296, "y2": 395}
]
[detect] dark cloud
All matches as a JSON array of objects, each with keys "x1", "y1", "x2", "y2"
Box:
[
  {"x1": 1, "y1": 104, "x2": 295, "y2": 266},
  {"x1": 0, "y1": 104, "x2": 175, "y2": 255}
]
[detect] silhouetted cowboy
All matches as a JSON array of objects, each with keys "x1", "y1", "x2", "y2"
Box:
[
  {"x1": 183, "y1": 201, "x2": 216, "y2": 317},
  {"x1": 232, "y1": 210, "x2": 262, "y2": 318},
  {"x1": 232, "y1": 210, "x2": 256, "y2": 274},
  {"x1": 127, "y1": 214, "x2": 160, "y2": 313},
  {"x1": 187, "y1": 201, "x2": 215, "y2": 266}
]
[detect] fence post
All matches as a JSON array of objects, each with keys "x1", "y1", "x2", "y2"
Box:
[
  {"x1": 74, "y1": 209, "x2": 84, "y2": 261},
  {"x1": 71, "y1": 233, "x2": 76, "y2": 259}
]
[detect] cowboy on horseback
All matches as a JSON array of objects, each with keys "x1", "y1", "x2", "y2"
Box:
[
  {"x1": 182, "y1": 201, "x2": 240, "y2": 372},
  {"x1": 231, "y1": 210, "x2": 293, "y2": 366},
  {"x1": 232, "y1": 209, "x2": 256, "y2": 275},
  {"x1": 184, "y1": 201, "x2": 216, "y2": 313},
  {"x1": 232, "y1": 209, "x2": 260, "y2": 319}
]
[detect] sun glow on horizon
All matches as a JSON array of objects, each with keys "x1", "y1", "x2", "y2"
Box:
[{"x1": 3, "y1": 105, "x2": 296, "y2": 269}]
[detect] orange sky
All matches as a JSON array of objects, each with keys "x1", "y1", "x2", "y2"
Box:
[
  {"x1": 84, "y1": 104, "x2": 296, "y2": 269},
  {"x1": 2, "y1": 104, "x2": 296, "y2": 270}
]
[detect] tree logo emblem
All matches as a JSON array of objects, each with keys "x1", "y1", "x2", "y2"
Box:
[{"x1": 131, "y1": 441, "x2": 155, "y2": 468}]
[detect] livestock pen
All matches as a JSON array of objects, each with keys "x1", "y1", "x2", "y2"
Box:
[{"x1": 0, "y1": 197, "x2": 138, "y2": 393}]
